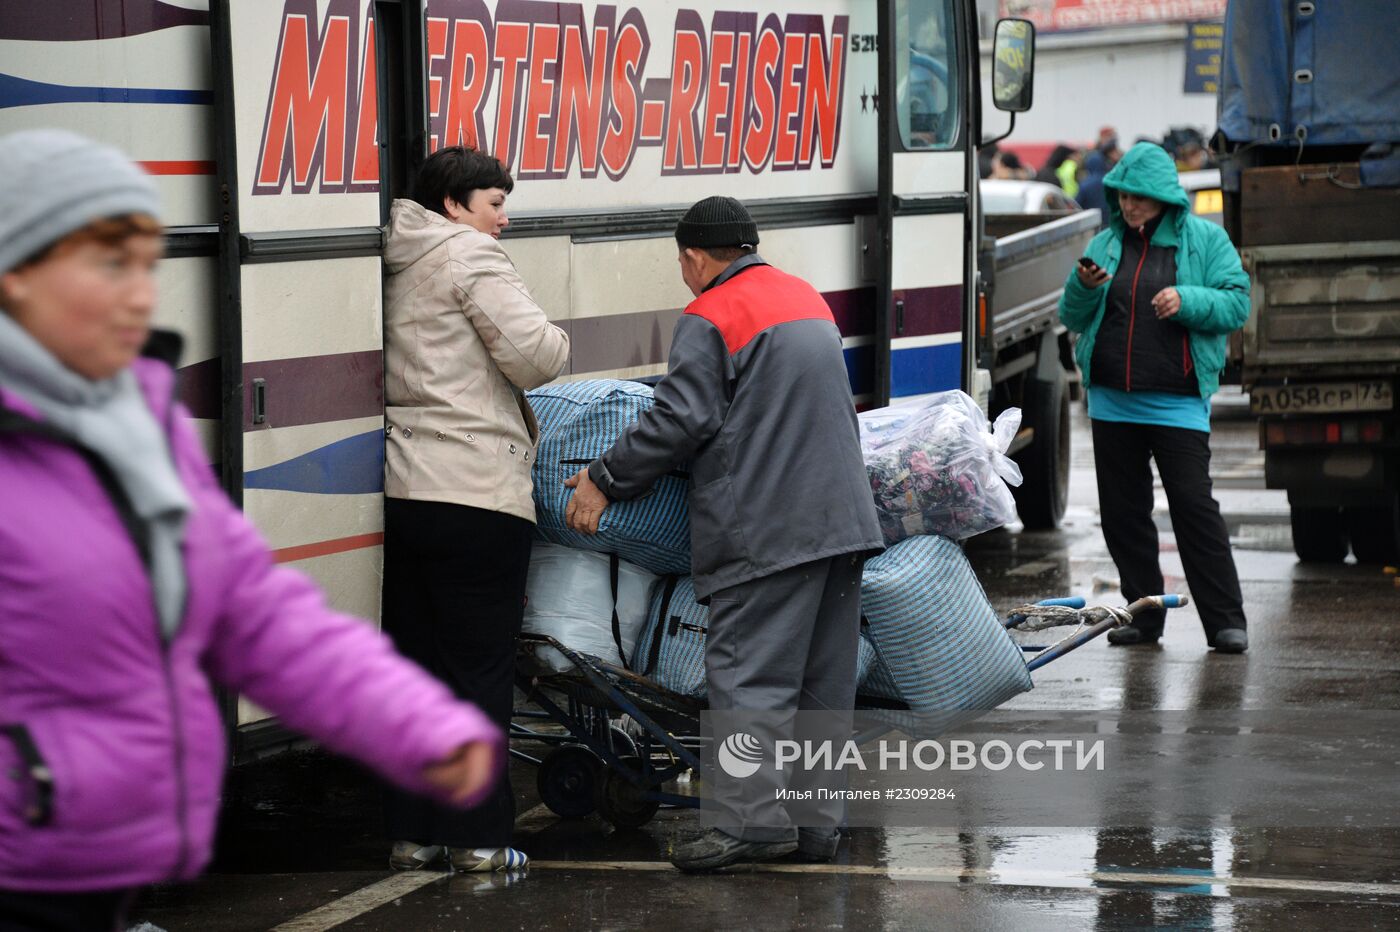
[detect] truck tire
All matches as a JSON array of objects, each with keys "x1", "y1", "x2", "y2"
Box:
[
  {"x1": 1290, "y1": 505, "x2": 1349, "y2": 564},
  {"x1": 1343, "y1": 495, "x2": 1400, "y2": 565},
  {"x1": 1011, "y1": 371, "x2": 1070, "y2": 530}
]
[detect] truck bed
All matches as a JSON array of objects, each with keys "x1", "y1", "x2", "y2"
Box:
[
  {"x1": 1242, "y1": 240, "x2": 1400, "y2": 379},
  {"x1": 984, "y1": 210, "x2": 1101, "y2": 351}
]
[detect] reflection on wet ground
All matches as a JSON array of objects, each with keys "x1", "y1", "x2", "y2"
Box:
[{"x1": 134, "y1": 395, "x2": 1400, "y2": 929}]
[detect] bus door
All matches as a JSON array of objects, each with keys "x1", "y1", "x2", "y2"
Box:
[
  {"x1": 875, "y1": 0, "x2": 976, "y2": 407},
  {"x1": 212, "y1": 0, "x2": 390, "y2": 748}
]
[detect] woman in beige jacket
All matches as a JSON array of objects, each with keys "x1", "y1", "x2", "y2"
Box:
[{"x1": 381, "y1": 147, "x2": 569, "y2": 872}]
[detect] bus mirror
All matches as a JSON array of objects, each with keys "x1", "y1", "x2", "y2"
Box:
[{"x1": 992, "y1": 18, "x2": 1035, "y2": 113}]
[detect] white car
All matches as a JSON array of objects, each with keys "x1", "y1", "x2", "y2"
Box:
[{"x1": 979, "y1": 179, "x2": 1081, "y2": 214}]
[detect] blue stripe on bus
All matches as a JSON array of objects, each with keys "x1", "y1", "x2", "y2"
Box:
[
  {"x1": 890, "y1": 342, "x2": 962, "y2": 398},
  {"x1": 843, "y1": 344, "x2": 875, "y2": 397},
  {"x1": 244, "y1": 429, "x2": 385, "y2": 496},
  {"x1": 0, "y1": 72, "x2": 212, "y2": 110}
]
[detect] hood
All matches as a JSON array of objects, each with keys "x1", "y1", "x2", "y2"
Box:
[
  {"x1": 1102, "y1": 143, "x2": 1190, "y2": 226},
  {"x1": 384, "y1": 198, "x2": 492, "y2": 273}
]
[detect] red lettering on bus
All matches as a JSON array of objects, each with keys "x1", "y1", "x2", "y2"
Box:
[
  {"x1": 350, "y1": 16, "x2": 379, "y2": 184},
  {"x1": 520, "y1": 23, "x2": 560, "y2": 174},
  {"x1": 774, "y1": 31, "x2": 805, "y2": 168},
  {"x1": 664, "y1": 27, "x2": 704, "y2": 172},
  {"x1": 554, "y1": 24, "x2": 611, "y2": 175},
  {"x1": 256, "y1": 13, "x2": 352, "y2": 190},
  {"x1": 492, "y1": 21, "x2": 530, "y2": 166},
  {"x1": 726, "y1": 30, "x2": 752, "y2": 171},
  {"x1": 743, "y1": 24, "x2": 781, "y2": 172},
  {"x1": 800, "y1": 26, "x2": 844, "y2": 168},
  {"x1": 700, "y1": 31, "x2": 734, "y2": 170},
  {"x1": 601, "y1": 20, "x2": 645, "y2": 178},
  {"x1": 441, "y1": 18, "x2": 491, "y2": 149}
]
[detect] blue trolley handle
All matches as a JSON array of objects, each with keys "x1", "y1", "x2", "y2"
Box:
[{"x1": 1025, "y1": 594, "x2": 1189, "y2": 671}]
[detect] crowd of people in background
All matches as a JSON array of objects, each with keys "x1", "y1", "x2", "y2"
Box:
[{"x1": 981, "y1": 125, "x2": 1215, "y2": 228}]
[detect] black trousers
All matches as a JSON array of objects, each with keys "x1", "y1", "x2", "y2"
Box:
[
  {"x1": 1091, "y1": 419, "x2": 1246, "y2": 638},
  {"x1": 0, "y1": 888, "x2": 134, "y2": 932},
  {"x1": 381, "y1": 497, "x2": 532, "y2": 848}
]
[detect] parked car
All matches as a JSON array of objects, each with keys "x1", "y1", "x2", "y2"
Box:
[
  {"x1": 1178, "y1": 168, "x2": 1223, "y2": 225},
  {"x1": 980, "y1": 179, "x2": 1080, "y2": 214}
]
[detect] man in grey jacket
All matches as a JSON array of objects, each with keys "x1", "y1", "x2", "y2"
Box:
[{"x1": 566, "y1": 196, "x2": 883, "y2": 871}]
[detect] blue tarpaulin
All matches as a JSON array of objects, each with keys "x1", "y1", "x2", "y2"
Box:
[{"x1": 1218, "y1": 0, "x2": 1400, "y2": 148}]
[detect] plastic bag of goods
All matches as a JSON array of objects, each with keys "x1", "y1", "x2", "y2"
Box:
[
  {"x1": 633, "y1": 576, "x2": 881, "y2": 702},
  {"x1": 857, "y1": 535, "x2": 1032, "y2": 713},
  {"x1": 528, "y1": 380, "x2": 690, "y2": 575},
  {"x1": 858, "y1": 390, "x2": 1022, "y2": 544},
  {"x1": 521, "y1": 543, "x2": 659, "y2": 673}
]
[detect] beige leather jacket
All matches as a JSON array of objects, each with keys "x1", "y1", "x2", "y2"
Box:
[{"x1": 383, "y1": 199, "x2": 569, "y2": 522}]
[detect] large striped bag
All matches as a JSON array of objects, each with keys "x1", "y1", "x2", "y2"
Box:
[
  {"x1": 634, "y1": 575, "x2": 879, "y2": 701},
  {"x1": 528, "y1": 380, "x2": 691, "y2": 575},
  {"x1": 857, "y1": 535, "x2": 1032, "y2": 712}
]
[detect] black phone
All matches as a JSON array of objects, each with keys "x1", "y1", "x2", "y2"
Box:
[{"x1": 1078, "y1": 256, "x2": 1100, "y2": 271}]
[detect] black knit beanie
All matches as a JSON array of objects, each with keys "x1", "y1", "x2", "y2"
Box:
[{"x1": 674, "y1": 196, "x2": 759, "y2": 249}]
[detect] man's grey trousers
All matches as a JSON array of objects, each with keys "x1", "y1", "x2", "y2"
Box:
[{"x1": 704, "y1": 552, "x2": 865, "y2": 843}]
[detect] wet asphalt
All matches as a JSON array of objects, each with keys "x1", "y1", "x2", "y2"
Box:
[{"x1": 131, "y1": 390, "x2": 1400, "y2": 930}]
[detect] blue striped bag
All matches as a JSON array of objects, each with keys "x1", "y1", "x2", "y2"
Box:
[
  {"x1": 634, "y1": 575, "x2": 881, "y2": 702},
  {"x1": 633, "y1": 575, "x2": 708, "y2": 698},
  {"x1": 528, "y1": 380, "x2": 691, "y2": 575},
  {"x1": 857, "y1": 535, "x2": 1032, "y2": 712}
]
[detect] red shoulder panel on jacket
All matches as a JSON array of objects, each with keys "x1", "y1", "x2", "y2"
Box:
[{"x1": 685, "y1": 265, "x2": 836, "y2": 354}]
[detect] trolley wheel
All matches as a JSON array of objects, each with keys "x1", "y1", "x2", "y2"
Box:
[
  {"x1": 608, "y1": 723, "x2": 639, "y2": 758},
  {"x1": 536, "y1": 745, "x2": 601, "y2": 819},
  {"x1": 594, "y1": 756, "x2": 661, "y2": 830}
]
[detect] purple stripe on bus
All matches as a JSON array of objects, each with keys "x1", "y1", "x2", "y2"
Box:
[
  {"x1": 894, "y1": 285, "x2": 963, "y2": 337},
  {"x1": 559, "y1": 309, "x2": 685, "y2": 376},
  {"x1": 243, "y1": 350, "x2": 383, "y2": 432},
  {"x1": 823, "y1": 287, "x2": 876, "y2": 339},
  {"x1": 176, "y1": 357, "x2": 220, "y2": 421},
  {"x1": 0, "y1": 1, "x2": 209, "y2": 42}
]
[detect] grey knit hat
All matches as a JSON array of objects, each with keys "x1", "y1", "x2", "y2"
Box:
[
  {"x1": 0, "y1": 129, "x2": 161, "y2": 275},
  {"x1": 675, "y1": 196, "x2": 759, "y2": 249}
]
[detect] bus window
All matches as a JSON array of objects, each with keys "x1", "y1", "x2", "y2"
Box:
[{"x1": 896, "y1": 0, "x2": 959, "y2": 150}]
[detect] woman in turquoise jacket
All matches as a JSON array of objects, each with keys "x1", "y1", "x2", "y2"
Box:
[{"x1": 1058, "y1": 142, "x2": 1251, "y2": 653}]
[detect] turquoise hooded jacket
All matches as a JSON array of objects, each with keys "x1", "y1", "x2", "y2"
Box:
[{"x1": 1057, "y1": 143, "x2": 1250, "y2": 399}]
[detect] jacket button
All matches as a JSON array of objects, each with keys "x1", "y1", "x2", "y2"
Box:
[
  {"x1": 465, "y1": 433, "x2": 476, "y2": 443},
  {"x1": 524, "y1": 450, "x2": 530, "y2": 462},
  {"x1": 385, "y1": 425, "x2": 393, "y2": 436},
  {"x1": 509, "y1": 444, "x2": 518, "y2": 454},
  {"x1": 436, "y1": 431, "x2": 445, "y2": 441},
  {"x1": 402, "y1": 427, "x2": 412, "y2": 439}
]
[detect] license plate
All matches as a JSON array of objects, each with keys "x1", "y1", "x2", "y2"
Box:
[{"x1": 1250, "y1": 381, "x2": 1394, "y2": 415}]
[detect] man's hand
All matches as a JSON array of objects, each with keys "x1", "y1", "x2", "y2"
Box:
[
  {"x1": 565, "y1": 468, "x2": 610, "y2": 535},
  {"x1": 1152, "y1": 286, "x2": 1181, "y2": 319},
  {"x1": 421, "y1": 741, "x2": 496, "y2": 805}
]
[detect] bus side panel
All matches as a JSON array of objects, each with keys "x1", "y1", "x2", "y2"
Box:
[{"x1": 226, "y1": 2, "x2": 386, "y2": 726}]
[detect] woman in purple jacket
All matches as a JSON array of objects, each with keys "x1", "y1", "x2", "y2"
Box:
[{"x1": 0, "y1": 131, "x2": 507, "y2": 931}]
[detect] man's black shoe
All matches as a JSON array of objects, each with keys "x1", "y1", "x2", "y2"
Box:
[
  {"x1": 1106, "y1": 625, "x2": 1161, "y2": 646},
  {"x1": 670, "y1": 829, "x2": 797, "y2": 872}
]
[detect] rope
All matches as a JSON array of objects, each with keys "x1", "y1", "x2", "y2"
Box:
[{"x1": 1007, "y1": 604, "x2": 1133, "y2": 632}]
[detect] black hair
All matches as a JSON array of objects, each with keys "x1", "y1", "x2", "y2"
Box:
[
  {"x1": 699, "y1": 245, "x2": 753, "y2": 262},
  {"x1": 411, "y1": 146, "x2": 514, "y2": 217}
]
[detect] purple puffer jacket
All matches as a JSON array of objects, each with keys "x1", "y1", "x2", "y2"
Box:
[{"x1": 0, "y1": 353, "x2": 505, "y2": 893}]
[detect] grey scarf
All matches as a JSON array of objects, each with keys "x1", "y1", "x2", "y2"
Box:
[{"x1": 0, "y1": 312, "x2": 191, "y2": 638}]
